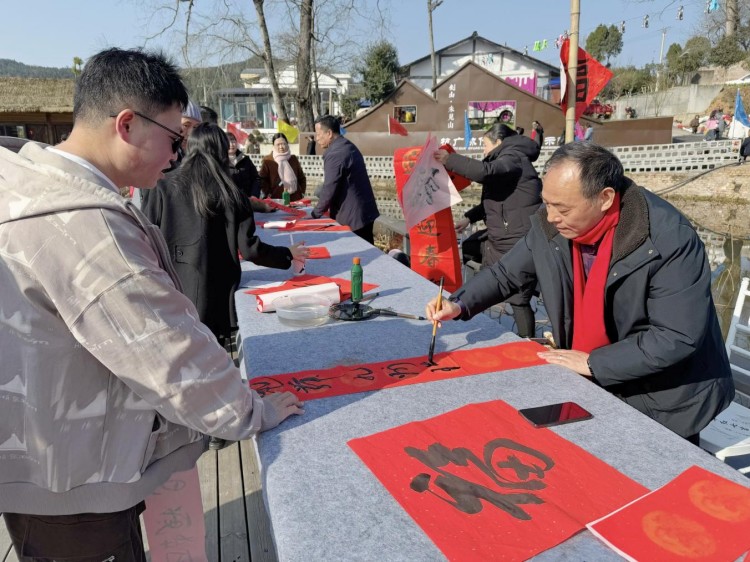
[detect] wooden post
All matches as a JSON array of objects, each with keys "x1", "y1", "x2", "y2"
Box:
[{"x1": 565, "y1": 0, "x2": 581, "y2": 143}]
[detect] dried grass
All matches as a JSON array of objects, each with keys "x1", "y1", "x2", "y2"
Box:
[{"x1": 0, "y1": 77, "x2": 74, "y2": 113}]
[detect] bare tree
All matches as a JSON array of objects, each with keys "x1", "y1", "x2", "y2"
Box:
[
  {"x1": 253, "y1": 0, "x2": 290, "y2": 122},
  {"x1": 427, "y1": 0, "x2": 443, "y2": 90},
  {"x1": 135, "y1": 0, "x2": 389, "y2": 129},
  {"x1": 295, "y1": 0, "x2": 315, "y2": 131},
  {"x1": 726, "y1": 0, "x2": 739, "y2": 37},
  {"x1": 276, "y1": 0, "x2": 391, "y2": 118}
]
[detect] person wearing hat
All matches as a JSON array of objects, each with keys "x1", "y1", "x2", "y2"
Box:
[{"x1": 180, "y1": 99, "x2": 202, "y2": 153}]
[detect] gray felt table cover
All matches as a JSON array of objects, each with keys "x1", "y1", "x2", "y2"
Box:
[{"x1": 235, "y1": 219, "x2": 749, "y2": 562}]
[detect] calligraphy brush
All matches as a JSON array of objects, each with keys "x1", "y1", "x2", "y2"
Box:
[{"x1": 427, "y1": 276, "x2": 445, "y2": 364}]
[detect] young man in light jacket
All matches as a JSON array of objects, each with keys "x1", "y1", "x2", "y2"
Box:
[{"x1": 0, "y1": 48, "x2": 303, "y2": 561}]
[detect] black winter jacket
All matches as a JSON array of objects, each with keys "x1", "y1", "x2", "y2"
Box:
[
  {"x1": 444, "y1": 135, "x2": 542, "y2": 264},
  {"x1": 228, "y1": 153, "x2": 261, "y2": 198},
  {"x1": 452, "y1": 182, "x2": 734, "y2": 437},
  {"x1": 143, "y1": 171, "x2": 292, "y2": 338}
]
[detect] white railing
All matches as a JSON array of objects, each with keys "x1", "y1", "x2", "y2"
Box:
[{"x1": 250, "y1": 140, "x2": 743, "y2": 180}]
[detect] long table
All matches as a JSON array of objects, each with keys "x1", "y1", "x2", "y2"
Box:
[{"x1": 236, "y1": 215, "x2": 749, "y2": 561}]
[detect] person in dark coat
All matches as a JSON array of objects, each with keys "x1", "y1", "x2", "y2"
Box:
[
  {"x1": 531, "y1": 120, "x2": 544, "y2": 147},
  {"x1": 227, "y1": 132, "x2": 261, "y2": 198},
  {"x1": 427, "y1": 142, "x2": 734, "y2": 441},
  {"x1": 311, "y1": 115, "x2": 380, "y2": 244},
  {"x1": 434, "y1": 123, "x2": 542, "y2": 337},
  {"x1": 143, "y1": 123, "x2": 308, "y2": 342},
  {"x1": 741, "y1": 130, "x2": 750, "y2": 162}
]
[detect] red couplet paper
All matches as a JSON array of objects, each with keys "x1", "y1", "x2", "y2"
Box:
[
  {"x1": 249, "y1": 341, "x2": 547, "y2": 400},
  {"x1": 260, "y1": 198, "x2": 307, "y2": 217},
  {"x1": 348, "y1": 400, "x2": 649, "y2": 562},
  {"x1": 290, "y1": 198, "x2": 312, "y2": 207},
  {"x1": 587, "y1": 465, "x2": 750, "y2": 562},
  {"x1": 244, "y1": 274, "x2": 378, "y2": 302},
  {"x1": 281, "y1": 221, "x2": 350, "y2": 232},
  {"x1": 143, "y1": 466, "x2": 207, "y2": 561},
  {"x1": 305, "y1": 246, "x2": 331, "y2": 259},
  {"x1": 394, "y1": 146, "x2": 462, "y2": 293}
]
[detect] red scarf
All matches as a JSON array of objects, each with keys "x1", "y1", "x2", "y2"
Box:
[{"x1": 571, "y1": 192, "x2": 621, "y2": 353}]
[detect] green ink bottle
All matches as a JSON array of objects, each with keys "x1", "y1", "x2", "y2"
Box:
[
  {"x1": 282, "y1": 190, "x2": 291, "y2": 206},
  {"x1": 351, "y1": 257, "x2": 363, "y2": 302}
]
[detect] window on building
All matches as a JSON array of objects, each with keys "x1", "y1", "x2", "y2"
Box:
[
  {"x1": 0, "y1": 124, "x2": 24, "y2": 138},
  {"x1": 393, "y1": 105, "x2": 417, "y2": 124}
]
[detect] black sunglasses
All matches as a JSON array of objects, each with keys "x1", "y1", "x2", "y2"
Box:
[{"x1": 111, "y1": 111, "x2": 184, "y2": 154}]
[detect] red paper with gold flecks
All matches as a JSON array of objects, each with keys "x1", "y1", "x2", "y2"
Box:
[
  {"x1": 349, "y1": 400, "x2": 649, "y2": 562},
  {"x1": 248, "y1": 341, "x2": 547, "y2": 401},
  {"x1": 587, "y1": 465, "x2": 750, "y2": 562},
  {"x1": 394, "y1": 146, "x2": 462, "y2": 292}
]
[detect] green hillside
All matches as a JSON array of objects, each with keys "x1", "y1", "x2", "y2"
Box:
[{"x1": 0, "y1": 59, "x2": 73, "y2": 78}]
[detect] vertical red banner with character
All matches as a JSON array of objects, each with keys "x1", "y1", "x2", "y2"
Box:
[{"x1": 394, "y1": 142, "x2": 470, "y2": 293}]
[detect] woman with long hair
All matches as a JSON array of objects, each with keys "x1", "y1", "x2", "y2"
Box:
[
  {"x1": 434, "y1": 123, "x2": 543, "y2": 338},
  {"x1": 259, "y1": 133, "x2": 307, "y2": 201},
  {"x1": 143, "y1": 123, "x2": 308, "y2": 342}
]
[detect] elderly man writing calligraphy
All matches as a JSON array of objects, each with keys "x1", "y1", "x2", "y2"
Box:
[{"x1": 427, "y1": 142, "x2": 734, "y2": 443}]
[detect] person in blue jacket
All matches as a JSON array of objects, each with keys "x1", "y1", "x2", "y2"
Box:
[{"x1": 311, "y1": 115, "x2": 379, "y2": 243}]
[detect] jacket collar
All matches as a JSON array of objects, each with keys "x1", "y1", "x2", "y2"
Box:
[{"x1": 538, "y1": 180, "x2": 650, "y2": 261}]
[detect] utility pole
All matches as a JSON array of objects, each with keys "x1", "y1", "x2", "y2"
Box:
[
  {"x1": 658, "y1": 28, "x2": 667, "y2": 65},
  {"x1": 565, "y1": 0, "x2": 580, "y2": 143},
  {"x1": 428, "y1": 0, "x2": 443, "y2": 91},
  {"x1": 656, "y1": 28, "x2": 668, "y2": 92}
]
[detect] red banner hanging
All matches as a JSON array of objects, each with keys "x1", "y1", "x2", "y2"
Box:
[
  {"x1": 349, "y1": 400, "x2": 649, "y2": 562},
  {"x1": 248, "y1": 341, "x2": 547, "y2": 400},
  {"x1": 394, "y1": 145, "x2": 462, "y2": 292},
  {"x1": 559, "y1": 39, "x2": 613, "y2": 122}
]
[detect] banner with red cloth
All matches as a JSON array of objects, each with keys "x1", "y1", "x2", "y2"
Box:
[
  {"x1": 388, "y1": 115, "x2": 409, "y2": 136},
  {"x1": 394, "y1": 143, "x2": 462, "y2": 292},
  {"x1": 349, "y1": 400, "x2": 649, "y2": 562},
  {"x1": 559, "y1": 39, "x2": 613, "y2": 122},
  {"x1": 226, "y1": 121, "x2": 249, "y2": 145}
]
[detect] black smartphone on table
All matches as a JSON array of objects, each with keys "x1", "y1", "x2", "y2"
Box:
[{"x1": 518, "y1": 402, "x2": 593, "y2": 428}]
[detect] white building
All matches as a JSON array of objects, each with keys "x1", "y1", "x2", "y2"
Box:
[
  {"x1": 215, "y1": 66, "x2": 351, "y2": 132},
  {"x1": 403, "y1": 31, "x2": 560, "y2": 101}
]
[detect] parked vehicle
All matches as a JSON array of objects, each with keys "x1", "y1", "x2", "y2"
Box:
[{"x1": 583, "y1": 99, "x2": 615, "y2": 119}]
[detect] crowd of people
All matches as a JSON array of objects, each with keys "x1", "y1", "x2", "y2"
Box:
[{"x1": 0, "y1": 46, "x2": 738, "y2": 560}]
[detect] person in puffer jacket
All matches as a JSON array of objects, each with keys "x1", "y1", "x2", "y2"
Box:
[{"x1": 434, "y1": 123, "x2": 543, "y2": 337}]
